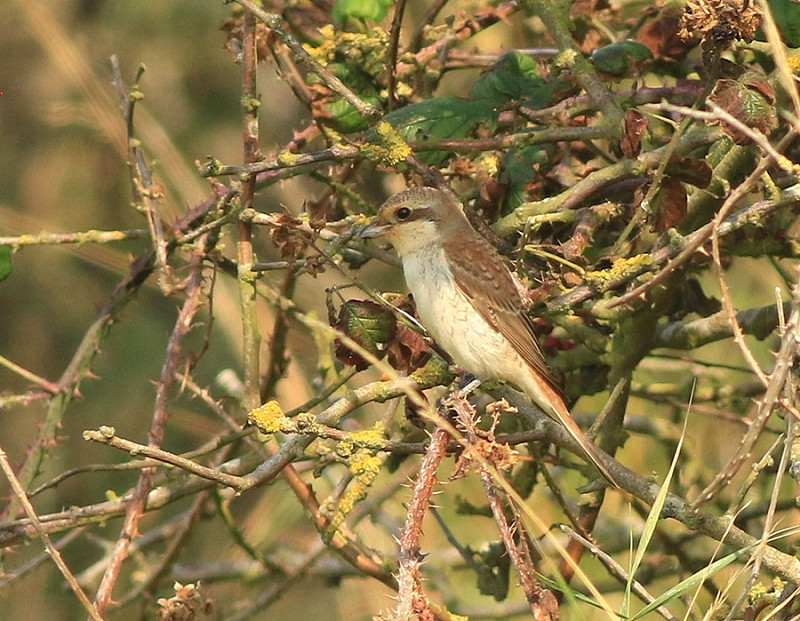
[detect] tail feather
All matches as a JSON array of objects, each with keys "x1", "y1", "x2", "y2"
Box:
[
  {"x1": 523, "y1": 371, "x2": 619, "y2": 487},
  {"x1": 555, "y1": 406, "x2": 619, "y2": 488}
]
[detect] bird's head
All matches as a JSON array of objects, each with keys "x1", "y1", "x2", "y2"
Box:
[{"x1": 361, "y1": 187, "x2": 465, "y2": 257}]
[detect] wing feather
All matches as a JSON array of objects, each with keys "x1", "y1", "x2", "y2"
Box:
[{"x1": 442, "y1": 234, "x2": 559, "y2": 391}]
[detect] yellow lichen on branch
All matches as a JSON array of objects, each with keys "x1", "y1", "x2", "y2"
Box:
[
  {"x1": 247, "y1": 400, "x2": 287, "y2": 434},
  {"x1": 361, "y1": 121, "x2": 412, "y2": 165},
  {"x1": 584, "y1": 254, "x2": 654, "y2": 286}
]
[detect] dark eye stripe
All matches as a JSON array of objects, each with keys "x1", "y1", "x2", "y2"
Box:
[{"x1": 392, "y1": 205, "x2": 435, "y2": 224}]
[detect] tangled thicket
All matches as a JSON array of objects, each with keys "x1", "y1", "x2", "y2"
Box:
[{"x1": 1, "y1": 0, "x2": 800, "y2": 619}]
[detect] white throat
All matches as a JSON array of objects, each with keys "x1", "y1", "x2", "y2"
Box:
[{"x1": 387, "y1": 220, "x2": 441, "y2": 258}]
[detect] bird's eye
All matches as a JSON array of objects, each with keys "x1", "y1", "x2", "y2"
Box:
[{"x1": 396, "y1": 207, "x2": 412, "y2": 220}]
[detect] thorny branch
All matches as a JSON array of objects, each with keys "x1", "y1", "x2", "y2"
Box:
[
  {"x1": 392, "y1": 417, "x2": 451, "y2": 619},
  {"x1": 91, "y1": 241, "x2": 207, "y2": 616}
]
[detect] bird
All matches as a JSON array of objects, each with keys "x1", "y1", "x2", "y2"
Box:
[{"x1": 361, "y1": 186, "x2": 616, "y2": 485}]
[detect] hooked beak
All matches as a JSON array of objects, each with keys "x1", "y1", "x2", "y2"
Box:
[{"x1": 360, "y1": 221, "x2": 389, "y2": 239}]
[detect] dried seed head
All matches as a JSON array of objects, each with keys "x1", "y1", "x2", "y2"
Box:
[{"x1": 679, "y1": 0, "x2": 761, "y2": 45}]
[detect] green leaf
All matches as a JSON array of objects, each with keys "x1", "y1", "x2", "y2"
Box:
[
  {"x1": 0, "y1": 246, "x2": 11, "y2": 283},
  {"x1": 380, "y1": 96, "x2": 497, "y2": 164},
  {"x1": 312, "y1": 63, "x2": 380, "y2": 134},
  {"x1": 591, "y1": 40, "x2": 653, "y2": 77},
  {"x1": 739, "y1": 87, "x2": 776, "y2": 129},
  {"x1": 470, "y1": 51, "x2": 559, "y2": 109},
  {"x1": 332, "y1": 0, "x2": 392, "y2": 24},
  {"x1": 501, "y1": 146, "x2": 548, "y2": 212},
  {"x1": 322, "y1": 97, "x2": 376, "y2": 134},
  {"x1": 769, "y1": 0, "x2": 800, "y2": 47},
  {"x1": 333, "y1": 299, "x2": 396, "y2": 371},
  {"x1": 383, "y1": 96, "x2": 497, "y2": 139}
]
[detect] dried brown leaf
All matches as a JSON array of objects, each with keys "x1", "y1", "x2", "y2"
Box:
[
  {"x1": 387, "y1": 323, "x2": 432, "y2": 374},
  {"x1": 621, "y1": 109, "x2": 648, "y2": 158},
  {"x1": 642, "y1": 177, "x2": 687, "y2": 232},
  {"x1": 638, "y1": 15, "x2": 698, "y2": 60},
  {"x1": 665, "y1": 154, "x2": 712, "y2": 188},
  {"x1": 268, "y1": 212, "x2": 314, "y2": 260}
]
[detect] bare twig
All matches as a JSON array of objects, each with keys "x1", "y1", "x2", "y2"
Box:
[
  {"x1": 0, "y1": 528, "x2": 86, "y2": 590},
  {"x1": 111, "y1": 56, "x2": 172, "y2": 291},
  {"x1": 1, "y1": 250, "x2": 156, "y2": 522},
  {"x1": 91, "y1": 244, "x2": 207, "y2": 615},
  {"x1": 0, "y1": 443, "x2": 101, "y2": 620},
  {"x1": 120, "y1": 436, "x2": 241, "y2": 607},
  {"x1": 710, "y1": 208, "x2": 770, "y2": 387},
  {"x1": 83, "y1": 427, "x2": 245, "y2": 489},
  {"x1": 0, "y1": 354, "x2": 60, "y2": 393},
  {"x1": 560, "y1": 525, "x2": 678, "y2": 621},
  {"x1": 222, "y1": 541, "x2": 327, "y2": 621},
  {"x1": 386, "y1": 0, "x2": 408, "y2": 111},
  {"x1": 691, "y1": 282, "x2": 800, "y2": 508},
  {"x1": 0, "y1": 160, "x2": 221, "y2": 523}
]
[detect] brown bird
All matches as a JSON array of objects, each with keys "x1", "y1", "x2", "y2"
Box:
[{"x1": 362, "y1": 187, "x2": 616, "y2": 485}]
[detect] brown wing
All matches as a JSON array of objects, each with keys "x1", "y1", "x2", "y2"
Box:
[
  {"x1": 445, "y1": 231, "x2": 620, "y2": 486},
  {"x1": 442, "y1": 233, "x2": 560, "y2": 391}
]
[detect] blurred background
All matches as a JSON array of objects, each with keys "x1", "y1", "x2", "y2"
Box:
[
  {"x1": 0, "y1": 2, "x2": 457, "y2": 618},
  {"x1": 0, "y1": 1, "x2": 317, "y2": 618}
]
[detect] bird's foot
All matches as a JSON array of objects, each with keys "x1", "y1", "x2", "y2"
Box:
[{"x1": 455, "y1": 372, "x2": 481, "y2": 398}]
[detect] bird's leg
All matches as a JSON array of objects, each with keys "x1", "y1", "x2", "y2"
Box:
[{"x1": 403, "y1": 386, "x2": 430, "y2": 428}]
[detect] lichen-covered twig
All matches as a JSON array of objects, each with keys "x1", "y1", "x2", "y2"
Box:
[
  {"x1": 552, "y1": 184, "x2": 800, "y2": 315},
  {"x1": 610, "y1": 132, "x2": 798, "y2": 310},
  {"x1": 524, "y1": 0, "x2": 623, "y2": 131},
  {"x1": 233, "y1": 0, "x2": 381, "y2": 122}
]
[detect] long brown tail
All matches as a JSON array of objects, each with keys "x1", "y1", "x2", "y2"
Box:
[
  {"x1": 550, "y1": 396, "x2": 618, "y2": 487},
  {"x1": 520, "y1": 367, "x2": 619, "y2": 486},
  {"x1": 530, "y1": 379, "x2": 619, "y2": 487}
]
